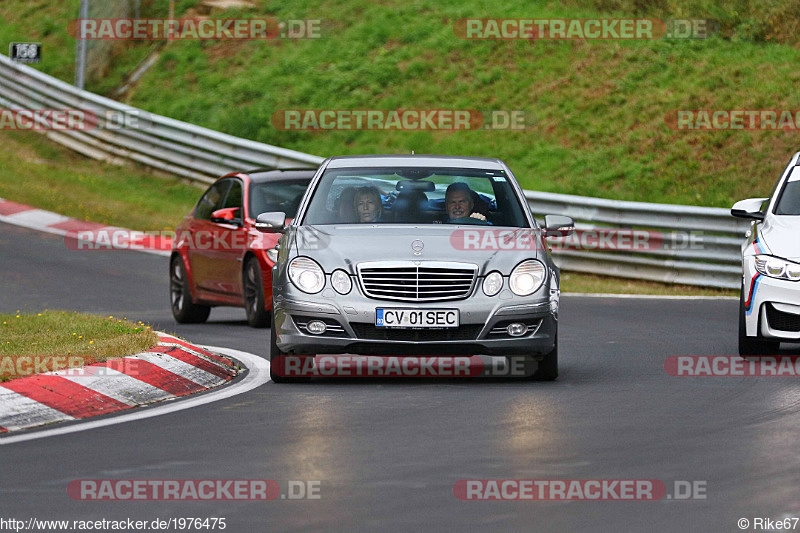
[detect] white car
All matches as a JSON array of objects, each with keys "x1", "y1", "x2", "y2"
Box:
[{"x1": 732, "y1": 151, "x2": 800, "y2": 355}]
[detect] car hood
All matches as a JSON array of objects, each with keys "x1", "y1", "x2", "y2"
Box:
[
  {"x1": 290, "y1": 225, "x2": 544, "y2": 276},
  {"x1": 760, "y1": 216, "x2": 800, "y2": 261}
]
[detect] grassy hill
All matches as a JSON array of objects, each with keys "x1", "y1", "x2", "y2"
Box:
[{"x1": 2, "y1": 0, "x2": 800, "y2": 208}]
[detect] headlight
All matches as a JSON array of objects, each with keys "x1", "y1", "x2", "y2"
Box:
[
  {"x1": 509, "y1": 260, "x2": 546, "y2": 296},
  {"x1": 754, "y1": 255, "x2": 800, "y2": 281},
  {"x1": 331, "y1": 269, "x2": 352, "y2": 295},
  {"x1": 266, "y1": 247, "x2": 279, "y2": 263},
  {"x1": 483, "y1": 271, "x2": 503, "y2": 296},
  {"x1": 288, "y1": 256, "x2": 325, "y2": 293}
]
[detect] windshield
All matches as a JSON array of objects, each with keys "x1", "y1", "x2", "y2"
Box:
[
  {"x1": 774, "y1": 166, "x2": 800, "y2": 215},
  {"x1": 301, "y1": 167, "x2": 530, "y2": 227},
  {"x1": 249, "y1": 179, "x2": 310, "y2": 219}
]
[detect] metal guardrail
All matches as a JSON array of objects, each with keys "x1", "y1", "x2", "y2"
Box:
[
  {"x1": 528, "y1": 190, "x2": 749, "y2": 289},
  {"x1": 0, "y1": 54, "x2": 747, "y2": 288},
  {"x1": 0, "y1": 54, "x2": 323, "y2": 183}
]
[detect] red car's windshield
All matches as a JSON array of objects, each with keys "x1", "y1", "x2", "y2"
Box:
[{"x1": 249, "y1": 179, "x2": 310, "y2": 219}]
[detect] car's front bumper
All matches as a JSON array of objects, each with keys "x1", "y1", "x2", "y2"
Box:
[
  {"x1": 272, "y1": 286, "x2": 558, "y2": 357},
  {"x1": 743, "y1": 262, "x2": 800, "y2": 340}
]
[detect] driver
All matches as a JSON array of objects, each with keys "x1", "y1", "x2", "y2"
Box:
[
  {"x1": 444, "y1": 182, "x2": 490, "y2": 225},
  {"x1": 354, "y1": 186, "x2": 384, "y2": 223}
]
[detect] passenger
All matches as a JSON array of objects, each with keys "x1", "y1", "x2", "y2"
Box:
[
  {"x1": 444, "y1": 182, "x2": 490, "y2": 225},
  {"x1": 354, "y1": 186, "x2": 384, "y2": 223},
  {"x1": 334, "y1": 187, "x2": 358, "y2": 223}
]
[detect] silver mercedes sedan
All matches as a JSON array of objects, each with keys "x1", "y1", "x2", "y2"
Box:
[{"x1": 256, "y1": 155, "x2": 574, "y2": 382}]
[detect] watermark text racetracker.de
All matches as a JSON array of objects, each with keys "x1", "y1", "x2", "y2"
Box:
[
  {"x1": 68, "y1": 18, "x2": 326, "y2": 40},
  {"x1": 450, "y1": 228, "x2": 705, "y2": 252},
  {"x1": 666, "y1": 109, "x2": 800, "y2": 131},
  {"x1": 270, "y1": 354, "x2": 539, "y2": 379},
  {"x1": 0, "y1": 109, "x2": 151, "y2": 131},
  {"x1": 0, "y1": 356, "x2": 86, "y2": 378},
  {"x1": 1, "y1": 358, "x2": 174, "y2": 380},
  {"x1": 665, "y1": 356, "x2": 800, "y2": 377},
  {"x1": 453, "y1": 479, "x2": 707, "y2": 500},
  {"x1": 67, "y1": 479, "x2": 323, "y2": 501},
  {"x1": 65, "y1": 229, "x2": 256, "y2": 252},
  {"x1": 65, "y1": 227, "x2": 328, "y2": 252},
  {"x1": 271, "y1": 109, "x2": 534, "y2": 131},
  {"x1": 453, "y1": 18, "x2": 716, "y2": 40}
]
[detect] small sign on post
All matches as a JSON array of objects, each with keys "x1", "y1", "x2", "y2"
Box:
[{"x1": 9, "y1": 42, "x2": 41, "y2": 63}]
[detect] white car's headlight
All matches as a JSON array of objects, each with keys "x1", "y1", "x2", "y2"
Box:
[
  {"x1": 288, "y1": 256, "x2": 325, "y2": 293},
  {"x1": 755, "y1": 255, "x2": 800, "y2": 281},
  {"x1": 331, "y1": 269, "x2": 352, "y2": 295},
  {"x1": 483, "y1": 271, "x2": 503, "y2": 296},
  {"x1": 509, "y1": 260, "x2": 546, "y2": 296}
]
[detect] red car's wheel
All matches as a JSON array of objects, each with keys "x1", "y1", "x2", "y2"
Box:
[
  {"x1": 170, "y1": 256, "x2": 211, "y2": 324},
  {"x1": 244, "y1": 257, "x2": 270, "y2": 328}
]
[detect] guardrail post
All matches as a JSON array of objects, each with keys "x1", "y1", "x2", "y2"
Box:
[{"x1": 73, "y1": 0, "x2": 89, "y2": 90}]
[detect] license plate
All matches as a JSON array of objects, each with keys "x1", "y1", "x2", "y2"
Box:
[{"x1": 375, "y1": 308, "x2": 459, "y2": 328}]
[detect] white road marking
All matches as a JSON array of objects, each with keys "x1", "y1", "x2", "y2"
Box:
[
  {"x1": 0, "y1": 215, "x2": 171, "y2": 257},
  {"x1": 0, "y1": 388, "x2": 74, "y2": 431},
  {"x1": 3, "y1": 209, "x2": 70, "y2": 228},
  {"x1": 0, "y1": 347, "x2": 269, "y2": 445}
]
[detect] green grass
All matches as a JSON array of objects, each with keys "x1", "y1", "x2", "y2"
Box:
[
  {"x1": 0, "y1": 0, "x2": 173, "y2": 91},
  {"x1": 0, "y1": 130, "x2": 202, "y2": 230},
  {"x1": 0, "y1": 0, "x2": 80, "y2": 82},
  {"x1": 0, "y1": 310, "x2": 158, "y2": 381}
]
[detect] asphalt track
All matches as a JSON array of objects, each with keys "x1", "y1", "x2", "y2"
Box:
[{"x1": 2, "y1": 222, "x2": 800, "y2": 532}]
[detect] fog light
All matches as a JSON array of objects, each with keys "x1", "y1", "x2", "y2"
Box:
[
  {"x1": 306, "y1": 320, "x2": 327, "y2": 335},
  {"x1": 507, "y1": 322, "x2": 527, "y2": 337}
]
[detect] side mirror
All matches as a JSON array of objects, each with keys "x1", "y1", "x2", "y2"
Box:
[
  {"x1": 731, "y1": 198, "x2": 768, "y2": 221},
  {"x1": 544, "y1": 215, "x2": 574, "y2": 237},
  {"x1": 255, "y1": 211, "x2": 286, "y2": 233},
  {"x1": 210, "y1": 207, "x2": 241, "y2": 225}
]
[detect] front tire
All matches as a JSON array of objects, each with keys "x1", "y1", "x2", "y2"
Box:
[
  {"x1": 270, "y1": 314, "x2": 311, "y2": 383},
  {"x1": 508, "y1": 335, "x2": 558, "y2": 381},
  {"x1": 243, "y1": 257, "x2": 270, "y2": 328},
  {"x1": 738, "y1": 284, "x2": 779, "y2": 356},
  {"x1": 532, "y1": 335, "x2": 558, "y2": 381},
  {"x1": 170, "y1": 256, "x2": 210, "y2": 324}
]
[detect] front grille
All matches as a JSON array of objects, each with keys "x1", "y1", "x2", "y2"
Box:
[
  {"x1": 357, "y1": 261, "x2": 477, "y2": 301},
  {"x1": 351, "y1": 323, "x2": 484, "y2": 341},
  {"x1": 766, "y1": 304, "x2": 800, "y2": 332}
]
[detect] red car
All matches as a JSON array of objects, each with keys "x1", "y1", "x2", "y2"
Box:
[{"x1": 170, "y1": 168, "x2": 316, "y2": 327}]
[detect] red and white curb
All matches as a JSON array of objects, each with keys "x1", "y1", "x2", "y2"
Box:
[
  {"x1": 0, "y1": 333, "x2": 238, "y2": 433},
  {"x1": 0, "y1": 197, "x2": 173, "y2": 256}
]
